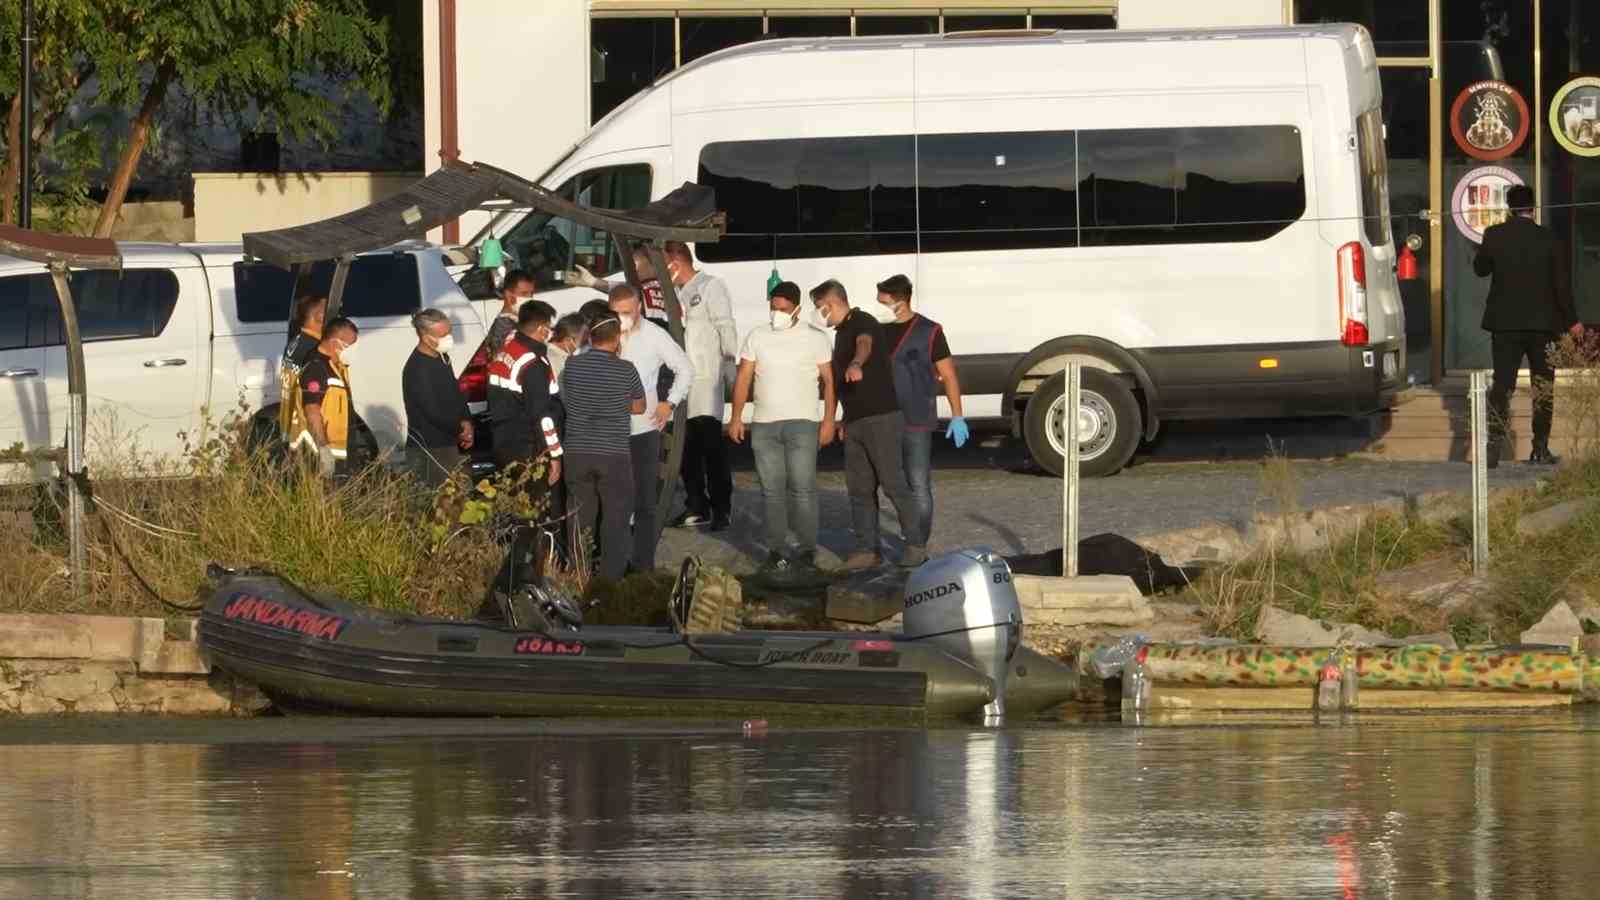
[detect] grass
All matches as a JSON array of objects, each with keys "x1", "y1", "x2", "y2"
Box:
[{"x1": 1189, "y1": 338, "x2": 1600, "y2": 647}]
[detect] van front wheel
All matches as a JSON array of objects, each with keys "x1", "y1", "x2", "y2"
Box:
[{"x1": 1023, "y1": 368, "x2": 1140, "y2": 477}]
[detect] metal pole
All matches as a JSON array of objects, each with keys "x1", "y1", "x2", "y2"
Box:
[
  {"x1": 1062, "y1": 362, "x2": 1081, "y2": 578},
  {"x1": 48, "y1": 262, "x2": 86, "y2": 597},
  {"x1": 19, "y1": 0, "x2": 34, "y2": 229},
  {"x1": 1470, "y1": 369, "x2": 1490, "y2": 575},
  {"x1": 644, "y1": 243, "x2": 687, "y2": 540}
]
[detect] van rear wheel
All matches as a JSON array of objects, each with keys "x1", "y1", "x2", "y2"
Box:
[{"x1": 1022, "y1": 368, "x2": 1140, "y2": 477}]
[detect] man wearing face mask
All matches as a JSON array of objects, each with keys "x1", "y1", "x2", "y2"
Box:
[
  {"x1": 727, "y1": 281, "x2": 836, "y2": 578},
  {"x1": 294, "y1": 317, "x2": 360, "y2": 479},
  {"x1": 810, "y1": 280, "x2": 929, "y2": 570},
  {"x1": 486, "y1": 300, "x2": 565, "y2": 478},
  {"x1": 661, "y1": 240, "x2": 739, "y2": 531},
  {"x1": 565, "y1": 246, "x2": 668, "y2": 325},
  {"x1": 875, "y1": 274, "x2": 966, "y2": 547},
  {"x1": 402, "y1": 309, "x2": 473, "y2": 488},
  {"x1": 548, "y1": 313, "x2": 587, "y2": 378},
  {"x1": 611, "y1": 283, "x2": 694, "y2": 573},
  {"x1": 486, "y1": 269, "x2": 536, "y2": 353}
]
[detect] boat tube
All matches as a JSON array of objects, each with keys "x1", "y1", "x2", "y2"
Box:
[{"x1": 198, "y1": 549, "x2": 1079, "y2": 720}]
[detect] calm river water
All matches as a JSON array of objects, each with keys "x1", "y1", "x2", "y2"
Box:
[{"x1": 2, "y1": 713, "x2": 1599, "y2": 899}]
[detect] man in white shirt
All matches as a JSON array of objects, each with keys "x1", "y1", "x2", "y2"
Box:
[
  {"x1": 610, "y1": 283, "x2": 695, "y2": 573},
  {"x1": 727, "y1": 281, "x2": 837, "y2": 578},
  {"x1": 662, "y1": 240, "x2": 739, "y2": 531}
]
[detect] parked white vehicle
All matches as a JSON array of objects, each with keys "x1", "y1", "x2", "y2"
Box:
[
  {"x1": 461, "y1": 23, "x2": 1404, "y2": 476},
  {"x1": 0, "y1": 241, "x2": 486, "y2": 475}
]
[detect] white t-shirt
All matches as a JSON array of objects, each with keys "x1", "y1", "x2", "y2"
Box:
[{"x1": 739, "y1": 323, "x2": 833, "y2": 423}]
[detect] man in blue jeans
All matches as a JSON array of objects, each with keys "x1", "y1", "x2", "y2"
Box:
[
  {"x1": 727, "y1": 281, "x2": 837, "y2": 579},
  {"x1": 874, "y1": 274, "x2": 967, "y2": 545}
]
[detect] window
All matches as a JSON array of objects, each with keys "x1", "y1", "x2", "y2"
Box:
[
  {"x1": 234, "y1": 255, "x2": 421, "y2": 323},
  {"x1": 766, "y1": 16, "x2": 849, "y2": 38},
  {"x1": 1079, "y1": 126, "x2": 1306, "y2": 245},
  {"x1": 1295, "y1": 0, "x2": 1428, "y2": 57},
  {"x1": 0, "y1": 269, "x2": 180, "y2": 347},
  {"x1": 917, "y1": 131, "x2": 1077, "y2": 253},
  {"x1": 591, "y1": 17, "x2": 674, "y2": 124},
  {"x1": 697, "y1": 136, "x2": 915, "y2": 262},
  {"x1": 1030, "y1": 14, "x2": 1116, "y2": 30},
  {"x1": 1356, "y1": 110, "x2": 1392, "y2": 247},
  {"x1": 573, "y1": 165, "x2": 653, "y2": 277},
  {"x1": 680, "y1": 16, "x2": 763, "y2": 63},
  {"x1": 854, "y1": 15, "x2": 937, "y2": 36},
  {"x1": 943, "y1": 15, "x2": 1027, "y2": 33}
]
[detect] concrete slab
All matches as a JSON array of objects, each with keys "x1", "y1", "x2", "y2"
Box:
[
  {"x1": 0, "y1": 614, "x2": 163, "y2": 662},
  {"x1": 1015, "y1": 575, "x2": 1153, "y2": 627}
]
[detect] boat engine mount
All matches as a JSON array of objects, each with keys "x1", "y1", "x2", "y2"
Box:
[{"x1": 902, "y1": 548, "x2": 1022, "y2": 724}]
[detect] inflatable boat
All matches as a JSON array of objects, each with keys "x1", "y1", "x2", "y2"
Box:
[{"x1": 198, "y1": 549, "x2": 1077, "y2": 721}]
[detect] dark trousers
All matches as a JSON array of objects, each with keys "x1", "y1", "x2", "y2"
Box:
[
  {"x1": 630, "y1": 430, "x2": 662, "y2": 572},
  {"x1": 680, "y1": 415, "x2": 732, "y2": 518},
  {"x1": 407, "y1": 442, "x2": 460, "y2": 490},
  {"x1": 565, "y1": 451, "x2": 634, "y2": 581},
  {"x1": 1489, "y1": 331, "x2": 1558, "y2": 451},
  {"x1": 843, "y1": 410, "x2": 928, "y2": 553}
]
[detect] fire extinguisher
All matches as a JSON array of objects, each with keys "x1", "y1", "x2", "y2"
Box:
[{"x1": 1396, "y1": 244, "x2": 1419, "y2": 281}]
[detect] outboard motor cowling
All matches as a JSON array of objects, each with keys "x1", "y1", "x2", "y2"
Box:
[{"x1": 902, "y1": 548, "x2": 1022, "y2": 724}]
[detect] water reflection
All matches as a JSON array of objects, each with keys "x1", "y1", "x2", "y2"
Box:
[{"x1": 1, "y1": 715, "x2": 1599, "y2": 898}]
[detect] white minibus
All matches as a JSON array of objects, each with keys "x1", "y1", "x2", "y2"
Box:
[{"x1": 462, "y1": 24, "x2": 1404, "y2": 476}]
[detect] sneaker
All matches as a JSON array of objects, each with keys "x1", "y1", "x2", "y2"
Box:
[
  {"x1": 669, "y1": 511, "x2": 712, "y2": 529},
  {"x1": 759, "y1": 552, "x2": 794, "y2": 582},
  {"x1": 897, "y1": 545, "x2": 929, "y2": 569},
  {"x1": 843, "y1": 551, "x2": 880, "y2": 572}
]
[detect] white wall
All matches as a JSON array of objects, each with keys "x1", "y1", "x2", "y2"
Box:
[
  {"x1": 1118, "y1": 0, "x2": 1285, "y2": 29},
  {"x1": 423, "y1": 0, "x2": 591, "y2": 242},
  {"x1": 192, "y1": 173, "x2": 421, "y2": 242}
]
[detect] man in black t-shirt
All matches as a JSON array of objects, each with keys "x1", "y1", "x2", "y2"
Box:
[
  {"x1": 810, "y1": 279, "x2": 928, "y2": 571},
  {"x1": 402, "y1": 308, "x2": 472, "y2": 488}
]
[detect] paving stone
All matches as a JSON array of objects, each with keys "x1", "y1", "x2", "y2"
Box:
[
  {"x1": 1516, "y1": 498, "x2": 1594, "y2": 538},
  {"x1": 1255, "y1": 604, "x2": 1392, "y2": 647},
  {"x1": 1521, "y1": 601, "x2": 1583, "y2": 647}
]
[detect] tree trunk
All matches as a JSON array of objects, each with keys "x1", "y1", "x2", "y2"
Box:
[
  {"x1": 93, "y1": 61, "x2": 174, "y2": 238},
  {"x1": 1, "y1": 94, "x2": 21, "y2": 226}
]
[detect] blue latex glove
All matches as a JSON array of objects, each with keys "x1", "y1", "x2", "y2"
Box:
[{"x1": 945, "y1": 416, "x2": 970, "y2": 448}]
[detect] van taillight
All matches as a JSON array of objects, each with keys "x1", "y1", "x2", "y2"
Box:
[{"x1": 1337, "y1": 241, "x2": 1369, "y2": 347}]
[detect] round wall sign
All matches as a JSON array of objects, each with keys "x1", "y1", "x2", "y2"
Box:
[
  {"x1": 1451, "y1": 166, "x2": 1525, "y2": 244},
  {"x1": 1450, "y1": 80, "x2": 1530, "y2": 161},
  {"x1": 1550, "y1": 76, "x2": 1600, "y2": 157}
]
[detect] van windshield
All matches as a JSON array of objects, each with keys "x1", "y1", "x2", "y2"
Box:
[{"x1": 1356, "y1": 109, "x2": 1391, "y2": 248}]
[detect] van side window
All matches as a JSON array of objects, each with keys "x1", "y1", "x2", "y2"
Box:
[
  {"x1": 235, "y1": 255, "x2": 421, "y2": 323},
  {"x1": 1080, "y1": 126, "x2": 1305, "y2": 246},
  {"x1": 0, "y1": 270, "x2": 179, "y2": 347},
  {"x1": 918, "y1": 131, "x2": 1077, "y2": 253},
  {"x1": 1355, "y1": 110, "x2": 1391, "y2": 247},
  {"x1": 698, "y1": 136, "x2": 915, "y2": 262}
]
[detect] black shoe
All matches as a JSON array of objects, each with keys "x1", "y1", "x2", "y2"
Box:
[
  {"x1": 669, "y1": 511, "x2": 712, "y2": 529},
  {"x1": 710, "y1": 514, "x2": 731, "y2": 532},
  {"x1": 1529, "y1": 447, "x2": 1562, "y2": 466},
  {"x1": 1485, "y1": 441, "x2": 1502, "y2": 470},
  {"x1": 759, "y1": 552, "x2": 794, "y2": 582}
]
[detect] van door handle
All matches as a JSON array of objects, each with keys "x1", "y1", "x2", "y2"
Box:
[
  {"x1": 144, "y1": 358, "x2": 187, "y2": 368},
  {"x1": 0, "y1": 367, "x2": 38, "y2": 378}
]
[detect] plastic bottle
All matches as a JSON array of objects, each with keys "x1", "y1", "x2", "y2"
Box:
[
  {"x1": 741, "y1": 718, "x2": 768, "y2": 737},
  {"x1": 1315, "y1": 661, "x2": 1343, "y2": 714},
  {"x1": 1338, "y1": 650, "x2": 1360, "y2": 711},
  {"x1": 1120, "y1": 646, "x2": 1152, "y2": 716},
  {"x1": 1090, "y1": 633, "x2": 1148, "y2": 680}
]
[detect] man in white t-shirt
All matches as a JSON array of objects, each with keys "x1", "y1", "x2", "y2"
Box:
[{"x1": 727, "y1": 281, "x2": 837, "y2": 578}]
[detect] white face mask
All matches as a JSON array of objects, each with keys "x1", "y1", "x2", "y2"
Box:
[
  {"x1": 771, "y1": 309, "x2": 798, "y2": 331},
  {"x1": 618, "y1": 312, "x2": 637, "y2": 333},
  {"x1": 433, "y1": 333, "x2": 455, "y2": 356},
  {"x1": 812, "y1": 307, "x2": 833, "y2": 329},
  {"x1": 871, "y1": 303, "x2": 900, "y2": 325},
  {"x1": 336, "y1": 340, "x2": 358, "y2": 366}
]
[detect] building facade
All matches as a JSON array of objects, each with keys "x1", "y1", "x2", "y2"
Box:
[{"x1": 423, "y1": 0, "x2": 1600, "y2": 380}]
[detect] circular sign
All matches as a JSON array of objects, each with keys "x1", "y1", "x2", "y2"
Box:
[
  {"x1": 1451, "y1": 166, "x2": 1525, "y2": 244},
  {"x1": 1450, "y1": 80, "x2": 1530, "y2": 161},
  {"x1": 1551, "y1": 76, "x2": 1600, "y2": 157}
]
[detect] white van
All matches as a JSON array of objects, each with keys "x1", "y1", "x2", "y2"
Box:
[
  {"x1": 463, "y1": 24, "x2": 1404, "y2": 476},
  {"x1": 0, "y1": 242, "x2": 485, "y2": 476}
]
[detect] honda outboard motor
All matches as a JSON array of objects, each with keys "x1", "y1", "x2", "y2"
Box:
[{"x1": 902, "y1": 548, "x2": 1022, "y2": 724}]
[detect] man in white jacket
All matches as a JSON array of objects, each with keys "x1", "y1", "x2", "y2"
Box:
[{"x1": 662, "y1": 240, "x2": 739, "y2": 531}]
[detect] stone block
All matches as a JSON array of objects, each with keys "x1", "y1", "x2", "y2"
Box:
[
  {"x1": 1028, "y1": 606, "x2": 1156, "y2": 628},
  {"x1": 826, "y1": 569, "x2": 909, "y2": 625},
  {"x1": 144, "y1": 640, "x2": 212, "y2": 676},
  {"x1": 1517, "y1": 499, "x2": 1594, "y2": 539},
  {"x1": 1255, "y1": 604, "x2": 1391, "y2": 647},
  {"x1": 1521, "y1": 601, "x2": 1583, "y2": 647},
  {"x1": 0, "y1": 614, "x2": 127, "y2": 660},
  {"x1": 32, "y1": 663, "x2": 123, "y2": 705},
  {"x1": 1375, "y1": 556, "x2": 1470, "y2": 604},
  {"x1": 1017, "y1": 575, "x2": 1153, "y2": 628}
]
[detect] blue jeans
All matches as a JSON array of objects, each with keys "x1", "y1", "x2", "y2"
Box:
[
  {"x1": 901, "y1": 428, "x2": 934, "y2": 543},
  {"x1": 750, "y1": 420, "x2": 820, "y2": 557}
]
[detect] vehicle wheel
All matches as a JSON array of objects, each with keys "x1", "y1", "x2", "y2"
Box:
[{"x1": 1022, "y1": 367, "x2": 1141, "y2": 477}]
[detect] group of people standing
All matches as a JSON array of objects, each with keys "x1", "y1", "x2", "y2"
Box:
[{"x1": 283, "y1": 240, "x2": 969, "y2": 583}]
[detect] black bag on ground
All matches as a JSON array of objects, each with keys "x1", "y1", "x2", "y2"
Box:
[{"x1": 1006, "y1": 532, "x2": 1202, "y2": 596}]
